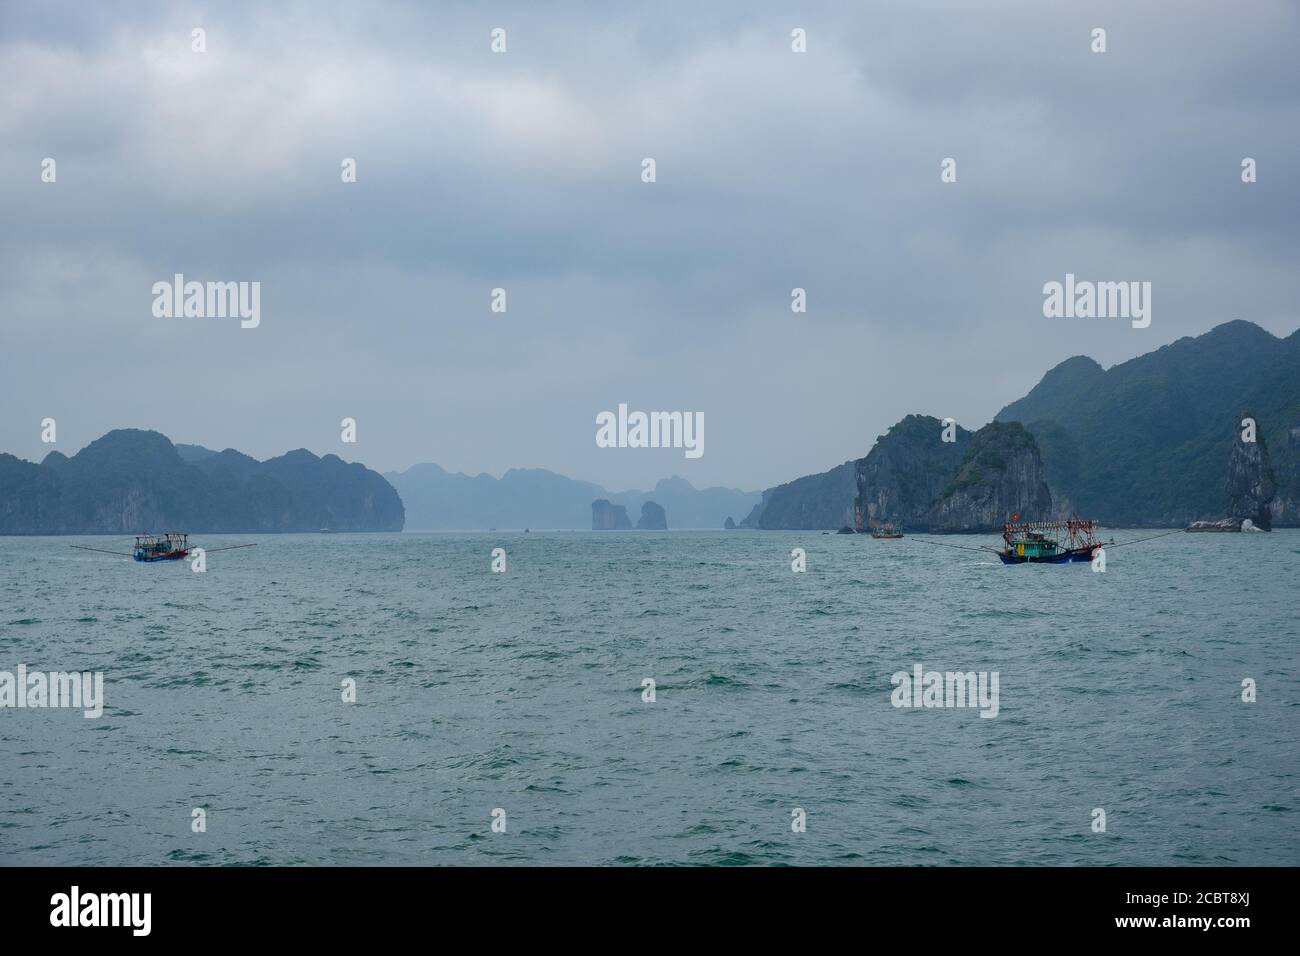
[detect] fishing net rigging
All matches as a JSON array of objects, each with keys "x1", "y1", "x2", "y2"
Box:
[
  {"x1": 902, "y1": 523, "x2": 1184, "y2": 557},
  {"x1": 902, "y1": 537, "x2": 996, "y2": 554}
]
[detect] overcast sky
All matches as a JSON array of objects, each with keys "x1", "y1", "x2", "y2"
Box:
[{"x1": 2, "y1": 0, "x2": 1297, "y2": 491}]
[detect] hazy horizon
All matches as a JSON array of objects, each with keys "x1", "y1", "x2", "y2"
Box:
[
  {"x1": 6, "y1": 316, "x2": 1296, "y2": 496},
  {"x1": 21, "y1": 426, "x2": 765, "y2": 496},
  {"x1": 3, "y1": 1, "x2": 1298, "y2": 490}
]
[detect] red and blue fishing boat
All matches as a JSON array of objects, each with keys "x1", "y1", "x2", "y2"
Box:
[
  {"x1": 996, "y1": 518, "x2": 1101, "y2": 565},
  {"x1": 132, "y1": 532, "x2": 191, "y2": 562},
  {"x1": 70, "y1": 533, "x2": 255, "y2": 563}
]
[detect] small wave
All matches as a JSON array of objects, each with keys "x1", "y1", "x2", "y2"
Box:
[
  {"x1": 166, "y1": 849, "x2": 215, "y2": 862},
  {"x1": 701, "y1": 673, "x2": 750, "y2": 689},
  {"x1": 830, "y1": 680, "x2": 872, "y2": 694}
]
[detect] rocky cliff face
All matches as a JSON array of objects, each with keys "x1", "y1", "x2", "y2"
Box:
[
  {"x1": 1269, "y1": 421, "x2": 1300, "y2": 526},
  {"x1": 738, "y1": 461, "x2": 857, "y2": 529},
  {"x1": 636, "y1": 500, "x2": 668, "y2": 529},
  {"x1": 927, "y1": 422, "x2": 1054, "y2": 532},
  {"x1": 854, "y1": 415, "x2": 971, "y2": 528},
  {"x1": 1226, "y1": 414, "x2": 1276, "y2": 530},
  {"x1": 591, "y1": 499, "x2": 631, "y2": 529},
  {"x1": 739, "y1": 415, "x2": 1054, "y2": 532}
]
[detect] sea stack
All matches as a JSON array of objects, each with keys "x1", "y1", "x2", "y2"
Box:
[
  {"x1": 1226, "y1": 413, "x2": 1276, "y2": 530},
  {"x1": 591, "y1": 499, "x2": 632, "y2": 530},
  {"x1": 636, "y1": 501, "x2": 668, "y2": 530},
  {"x1": 1189, "y1": 415, "x2": 1278, "y2": 531}
]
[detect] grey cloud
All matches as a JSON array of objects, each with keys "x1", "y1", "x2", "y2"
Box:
[{"x1": 1, "y1": 0, "x2": 1296, "y2": 489}]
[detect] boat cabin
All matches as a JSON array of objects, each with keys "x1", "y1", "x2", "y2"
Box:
[{"x1": 1009, "y1": 531, "x2": 1059, "y2": 559}]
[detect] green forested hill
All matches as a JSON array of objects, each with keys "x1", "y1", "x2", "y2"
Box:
[
  {"x1": 996, "y1": 321, "x2": 1300, "y2": 525},
  {"x1": 739, "y1": 321, "x2": 1300, "y2": 530}
]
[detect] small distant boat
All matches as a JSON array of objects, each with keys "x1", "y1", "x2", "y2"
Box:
[
  {"x1": 852, "y1": 497, "x2": 903, "y2": 537},
  {"x1": 70, "y1": 532, "x2": 256, "y2": 563},
  {"x1": 319, "y1": 528, "x2": 334, "y2": 534},
  {"x1": 133, "y1": 532, "x2": 191, "y2": 562},
  {"x1": 996, "y1": 518, "x2": 1100, "y2": 565}
]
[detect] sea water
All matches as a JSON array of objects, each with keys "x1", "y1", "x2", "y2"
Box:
[{"x1": 1, "y1": 530, "x2": 1296, "y2": 865}]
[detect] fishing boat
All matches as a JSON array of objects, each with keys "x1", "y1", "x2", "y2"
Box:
[
  {"x1": 996, "y1": 518, "x2": 1101, "y2": 565},
  {"x1": 133, "y1": 532, "x2": 191, "y2": 562},
  {"x1": 852, "y1": 497, "x2": 903, "y2": 536},
  {"x1": 850, "y1": 494, "x2": 905, "y2": 538},
  {"x1": 70, "y1": 533, "x2": 256, "y2": 562},
  {"x1": 901, "y1": 516, "x2": 1168, "y2": 565}
]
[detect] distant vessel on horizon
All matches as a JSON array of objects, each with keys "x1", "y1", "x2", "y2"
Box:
[
  {"x1": 132, "y1": 532, "x2": 191, "y2": 562},
  {"x1": 852, "y1": 497, "x2": 904, "y2": 538},
  {"x1": 68, "y1": 532, "x2": 256, "y2": 562}
]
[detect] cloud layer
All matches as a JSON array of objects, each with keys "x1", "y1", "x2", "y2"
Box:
[{"x1": 2, "y1": 0, "x2": 1297, "y2": 488}]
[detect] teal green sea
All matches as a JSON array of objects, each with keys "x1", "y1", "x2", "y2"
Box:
[{"x1": 1, "y1": 530, "x2": 1296, "y2": 865}]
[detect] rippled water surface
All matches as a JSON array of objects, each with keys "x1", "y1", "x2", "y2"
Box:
[{"x1": 1, "y1": 530, "x2": 1296, "y2": 865}]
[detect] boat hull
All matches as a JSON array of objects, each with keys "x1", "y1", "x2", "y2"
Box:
[
  {"x1": 134, "y1": 549, "x2": 189, "y2": 562},
  {"x1": 997, "y1": 547, "x2": 1093, "y2": 565}
]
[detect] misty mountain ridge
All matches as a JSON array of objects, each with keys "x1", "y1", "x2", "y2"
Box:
[
  {"x1": 385, "y1": 465, "x2": 760, "y2": 530},
  {"x1": 4, "y1": 322, "x2": 1293, "y2": 535}
]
